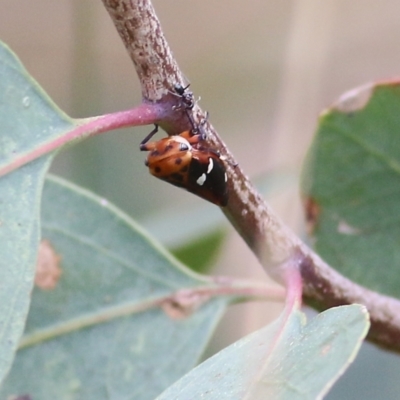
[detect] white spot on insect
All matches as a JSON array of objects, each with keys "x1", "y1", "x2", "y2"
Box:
[
  {"x1": 207, "y1": 158, "x2": 214, "y2": 174},
  {"x1": 196, "y1": 173, "x2": 206, "y2": 186},
  {"x1": 173, "y1": 136, "x2": 192, "y2": 149},
  {"x1": 224, "y1": 173, "x2": 228, "y2": 182}
]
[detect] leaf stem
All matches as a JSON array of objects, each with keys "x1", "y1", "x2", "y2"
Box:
[
  {"x1": 0, "y1": 103, "x2": 164, "y2": 178},
  {"x1": 19, "y1": 280, "x2": 284, "y2": 349}
]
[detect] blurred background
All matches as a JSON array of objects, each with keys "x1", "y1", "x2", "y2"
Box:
[{"x1": 2, "y1": 0, "x2": 400, "y2": 398}]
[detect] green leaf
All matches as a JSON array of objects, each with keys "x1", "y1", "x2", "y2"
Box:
[
  {"x1": 0, "y1": 42, "x2": 77, "y2": 385},
  {"x1": 0, "y1": 43, "x2": 74, "y2": 171},
  {"x1": 172, "y1": 229, "x2": 226, "y2": 273},
  {"x1": 301, "y1": 83, "x2": 400, "y2": 298},
  {"x1": 156, "y1": 304, "x2": 370, "y2": 400},
  {"x1": 0, "y1": 176, "x2": 231, "y2": 400}
]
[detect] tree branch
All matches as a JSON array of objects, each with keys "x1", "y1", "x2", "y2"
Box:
[{"x1": 101, "y1": 0, "x2": 400, "y2": 351}]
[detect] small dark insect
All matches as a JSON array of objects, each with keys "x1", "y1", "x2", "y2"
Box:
[
  {"x1": 173, "y1": 83, "x2": 195, "y2": 110},
  {"x1": 171, "y1": 83, "x2": 208, "y2": 138}
]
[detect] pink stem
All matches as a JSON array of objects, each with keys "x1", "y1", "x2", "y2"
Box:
[
  {"x1": 0, "y1": 103, "x2": 165, "y2": 178},
  {"x1": 282, "y1": 254, "x2": 304, "y2": 311}
]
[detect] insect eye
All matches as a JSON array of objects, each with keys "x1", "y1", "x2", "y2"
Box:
[{"x1": 179, "y1": 143, "x2": 189, "y2": 151}]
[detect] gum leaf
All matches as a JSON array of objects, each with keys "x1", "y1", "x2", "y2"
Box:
[
  {"x1": 157, "y1": 304, "x2": 369, "y2": 400},
  {"x1": 0, "y1": 176, "x2": 231, "y2": 400},
  {"x1": 302, "y1": 82, "x2": 400, "y2": 298},
  {"x1": 0, "y1": 42, "x2": 77, "y2": 385}
]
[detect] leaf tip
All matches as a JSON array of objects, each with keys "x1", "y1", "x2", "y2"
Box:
[{"x1": 333, "y1": 83, "x2": 374, "y2": 113}]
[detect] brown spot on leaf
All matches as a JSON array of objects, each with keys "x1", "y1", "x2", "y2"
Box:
[
  {"x1": 161, "y1": 289, "x2": 209, "y2": 320},
  {"x1": 161, "y1": 299, "x2": 193, "y2": 319},
  {"x1": 321, "y1": 344, "x2": 332, "y2": 356},
  {"x1": 35, "y1": 240, "x2": 62, "y2": 290},
  {"x1": 303, "y1": 197, "x2": 321, "y2": 235}
]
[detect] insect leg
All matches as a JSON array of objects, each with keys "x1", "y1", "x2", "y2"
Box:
[{"x1": 140, "y1": 124, "x2": 159, "y2": 148}]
